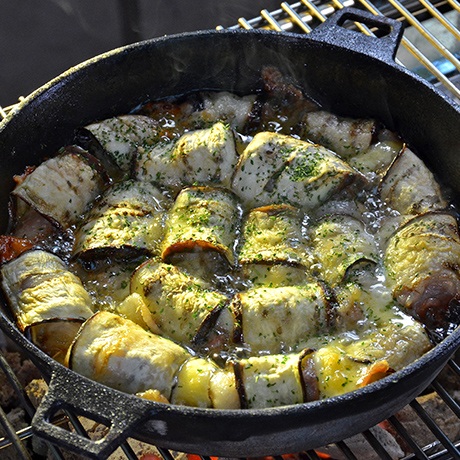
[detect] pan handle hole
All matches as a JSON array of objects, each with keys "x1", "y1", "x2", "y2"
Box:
[{"x1": 339, "y1": 18, "x2": 393, "y2": 38}]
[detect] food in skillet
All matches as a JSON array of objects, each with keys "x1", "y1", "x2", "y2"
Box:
[{"x1": 1, "y1": 67, "x2": 458, "y2": 410}]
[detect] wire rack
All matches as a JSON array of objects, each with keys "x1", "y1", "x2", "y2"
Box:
[{"x1": 1, "y1": 1, "x2": 460, "y2": 459}]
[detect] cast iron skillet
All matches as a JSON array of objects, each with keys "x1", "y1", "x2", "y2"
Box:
[{"x1": 1, "y1": 8, "x2": 460, "y2": 459}]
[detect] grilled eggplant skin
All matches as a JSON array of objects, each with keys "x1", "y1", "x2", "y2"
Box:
[
  {"x1": 10, "y1": 146, "x2": 108, "y2": 231},
  {"x1": 73, "y1": 180, "x2": 171, "y2": 260},
  {"x1": 384, "y1": 212, "x2": 460, "y2": 329},
  {"x1": 231, "y1": 132, "x2": 364, "y2": 211},
  {"x1": 1, "y1": 249, "x2": 94, "y2": 363}
]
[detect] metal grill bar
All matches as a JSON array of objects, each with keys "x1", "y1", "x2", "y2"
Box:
[{"x1": 229, "y1": 0, "x2": 460, "y2": 102}]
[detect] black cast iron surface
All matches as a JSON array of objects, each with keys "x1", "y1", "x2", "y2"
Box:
[{"x1": 0, "y1": 8, "x2": 460, "y2": 459}]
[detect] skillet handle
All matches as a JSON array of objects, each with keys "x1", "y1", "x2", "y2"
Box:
[
  {"x1": 32, "y1": 366, "x2": 154, "y2": 459},
  {"x1": 308, "y1": 7, "x2": 404, "y2": 63}
]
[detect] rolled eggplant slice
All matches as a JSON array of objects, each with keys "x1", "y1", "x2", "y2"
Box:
[
  {"x1": 384, "y1": 212, "x2": 460, "y2": 329},
  {"x1": 82, "y1": 114, "x2": 163, "y2": 173},
  {"x1": 231, "y1": 132, "x2": 363, "y2": 211},
  {"x1": 10, "y1": 146, "x2": 108, "y2": 231},
  {"x1": 234, "y1": 350, "x2": 315, "y2": 409},
  {"x1": 379, "y1": 146, "x2": 447, "y2": 215},
  {"x1": 73, "y1": 180, "x2": 171, "y2": 260},
  {"x1": 314, "y1": 321, "x2": 432, "y2": 399},
  {"x1": 66, "y1": 311, "x2": 191, "y2": 400},
  {"x1": 161, "y1": 186, "x2": 241, "y2": 267},
  {"x1": 230, "y1": 283, "x2": 335, "y2": 354},
  {"x1": 238, "y1": 204, "x2": 313, "y2": 268},
  {"x1": 135, "y1": 121, "x2": 238, "y2": 192},
  {"x1": 184, "y1": 91, "x2": 257, "y2": 131},
  {"x1": 300, "y1": 110, "x2": 377, "y2": 158},
  {"x1": 1, "y1": 249, "x2": 93, "y2": 363},
  {"x1": 311, "y1": 214, "x2": 378, "y2": 286},
  {"x1": 131, "y1": 261, "x2": 230, "y2": 346}
]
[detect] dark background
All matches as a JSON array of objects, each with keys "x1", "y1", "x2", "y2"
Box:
[{"x1": 0, "y1": 0, "x2": 282, "y2": 107}]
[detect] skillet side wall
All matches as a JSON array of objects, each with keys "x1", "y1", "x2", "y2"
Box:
[{"x1": 0, "y1": 29, "x2": 460, "y2": 457}]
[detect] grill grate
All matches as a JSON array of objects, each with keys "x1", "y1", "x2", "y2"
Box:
[{"x1": 1, "y1": 1, "x2": 460, "y2": 459}]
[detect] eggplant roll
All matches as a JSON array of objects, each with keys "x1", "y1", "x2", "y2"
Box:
[
  {"x1": 384, "y1": 212, "x2": 460, "y2": 328},
  {"x1": 161, "y1": 186, "x2": 241, "y2": 267},
  {"x1": 311, "y1": 214, "x2": 378, "y2": 286},
  {"x1": 238, "y1": 204, "x2": 312, "y2": 268},
  {"x1": 171, "y1": 357, "x2": 240, "y2": 409},
  {"x1": 185, "y1": 91, "x2": 257, "y2": 131},
  {"x1": 1, "y1": 249, "x2": 93, "y2": 362},
  {"x1": 83, "y1": 114, "x2": 164, "y2": 172},
  {"x1": 313, "y1": 321, "x2": 432, "y2": 399},
  {"x1": 234, "y1": 350, "x2": 316, "y2": 409},
  {"x1": 11, "y1": 146, "x2": 107, "y2": 231},
  {"x1": 230, "y1": 283, "x2": 334, "y2": 354},
  {"x1": 130, "y1": 261, "x2": 230, "y2": 346},
  {"x1": 67, "y1": 311, "x2": 191, "y2": 400},
  {"x1": 135, "y1": 121, "x2": 238, "y2": 192},
  {"x1": 73, "y1": 180, "x2": 171, "y2": 260},
  {"x1": 379, "y1": 146, "x2": 447, "y2": 215},
  {"x1": 231, "y1": 132, "x2": 363, "y2": 211},
  {"x1": 300, "y1": 110, "x2": 377, "y2": 158}
]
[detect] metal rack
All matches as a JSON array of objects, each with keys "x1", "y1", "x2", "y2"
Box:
[{"x1": 1, "y1": 1, "x2": 460, "y2": 458}]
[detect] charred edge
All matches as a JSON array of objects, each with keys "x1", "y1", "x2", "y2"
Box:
[
  {"x1": 298, "y1": 348, "x2": 318, "y2": 403},
  {"x1": 317, "y1": 280, "x2": 339, "y2": 328},
  {"x1": 192, "y1": 300, "x2": 228, "y2": 348},
  {"x1": 233, "y1": 361, "x2": 248, "y2": 410}
]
